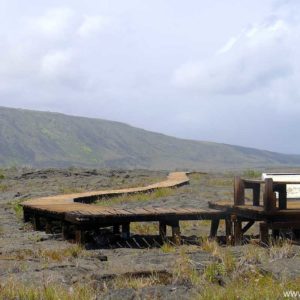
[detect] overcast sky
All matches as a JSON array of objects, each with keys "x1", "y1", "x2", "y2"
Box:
[{"x1": 0, "y1": 0, "x2": 299, "y2": 154}]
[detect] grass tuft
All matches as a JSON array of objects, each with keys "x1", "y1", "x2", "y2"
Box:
[
  {"x1": 0, "y1": 281, "x2": 97, "y2": 300},
  {"x1": 243, "y1": 169, "x2": 261, "y2": 179},
  {"x1": 97, "y1": 188, "x2": 176, "y2": 206}
]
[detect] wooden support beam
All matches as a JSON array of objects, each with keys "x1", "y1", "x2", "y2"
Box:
[
  {"x1": 159, "y1": 221, "x2": 167, "y2": 240},
  {"x1": 45, "y1": 220, "x2": 53, "y2": 234},
  {"x1": 23, "y1": 208, "x2": 30, "y2": 222},
  {"x1": 121, "y1": 223, "x2": 130, "y2": 239},
  {"x1": 171, "y1": 221, "x2": 181, "y2": 245},
  {"x1": 234, "y1": 177, "x2": 245, "y2": 206},
  {"x1": 75, "y1": 227, "x2": 86, "y2": 244},
  {"x1": 260, "y1": 222, "x2": 269, "y2": 246},
  {"x1": 272, "y1": 229, "x2": 280, "y2": 239},
  {"x1": 232, "y1": 215, "x2": 242, "y2": 245},
  {"x1": 242, "y1": 220, "x2": 255, "y2": 234},
  {"x1": 62, "y1": 222, "x2": 70, "y2": 240},
  {"x1": 263, "y1": 178, "x2": 276, "y2": 211},
  {"x1": 278, "y1": 185, "x2": 287, "y2": 210},
  {"x1": 225, "y1": 218, "x2": 233, "y2": 245},
  {"x1": 253, "y1": 185, "x2": 260, "y2": 206},
  {"x1": 33, "y1": 215, "x2": 42, "y2": 231},
  {"x1": 209, "y1": 219, "x2": 220, "y2": 238}
]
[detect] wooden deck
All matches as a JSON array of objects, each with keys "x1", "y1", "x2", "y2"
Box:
[
  {"x1": 209, "y1": 177, "x2": 300, "y2": 245},
  {"x1": 22, "y1": 172, "x2": 226, "y2": 244},
  {"x1": 21, "y1": 172, "x2": 300, "y2": 246}
]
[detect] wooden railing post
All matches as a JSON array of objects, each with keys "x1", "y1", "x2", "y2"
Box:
[
  {"x1": 278, "y1": 184, "x2": 287, "y2": 210},
  {"x1": 234, "y1": 176, "x2": 245, "y2": 206},
  {"x1": 263, "y1": 178, "x2": 276, "y2": 211},
  {"x1": 253, "y1": 184, "x2": 260, "y2": 206}
]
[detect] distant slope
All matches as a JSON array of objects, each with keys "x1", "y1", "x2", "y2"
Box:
[{"x1": 1, "y1": 106, "x2": 300, "y2": 170}]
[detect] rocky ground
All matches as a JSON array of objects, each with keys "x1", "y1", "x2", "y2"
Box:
[{"x1": 0, "y1": 167, "x2": 300, "y2": 299}]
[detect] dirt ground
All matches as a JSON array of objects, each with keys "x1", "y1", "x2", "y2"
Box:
[{"x1": 1, "y1": 168, "x2": 300, "y2": 299}]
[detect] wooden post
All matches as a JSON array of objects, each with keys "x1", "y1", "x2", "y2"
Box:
[
  {"x1": 159, "y1": 221, "x2": 167, "y2": 240},
  {"x1": 278, "y1": 184, "x2": 287, "y2": 210},
  {"x1": 225, "y1": 218, "x2": 233, "y2": 245},
  {"x1": 272, "y1": 229, "x2": 280, "y2": 239},
  {"x1": 234, "y1": 177, "x2": 245, "y2": 206},
  {"x1": 232, "y1": 214, "x2": 242, "y2": 245},
  {"x1": 263, "y1": 178, "x2": 276, "y2": 211},
  {"x1": 171, "y1": 221, "x2": 181, "y2": 245},
  {"x1": 234, "y1": 220, "x2": 242, "y2": 245},
  {"x1": 33, "y1": 215, "x2": 42, "y2": 231},
  {"x1": 260, "y1": 222, "x2": 269, "y2": 246},
  {"x1": 253, "y1": 184, "x2": 260, "y2": 206},
  {"x1": 23, "y1": 208, "x2": 30, "y2": 222},
  {"x1": 121, "y1": 223, "x2": 130, "y2": 239},
  {"x1": 45, "y1": 220, "x2": 52, "y2": 234},
  {"x1": 62, "y1": 222, "x2": 70, "y2": 240},
  {"x1": 209, "y1": 219, "x2": 220, "y2": 238},
  {"x1": 75, "y1": 227, "x2": 86, "y2": 244}
]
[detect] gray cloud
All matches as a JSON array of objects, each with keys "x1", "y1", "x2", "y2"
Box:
[{"x1": 0, "y1": 0, "x2": 300, "y2": 153}]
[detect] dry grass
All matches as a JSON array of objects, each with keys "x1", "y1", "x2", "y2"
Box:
[
  {"x1": 97, "y1": 187, "x2": 176, "y2": 206},
  {"x1": 242, "y1": 169, "x2": 261, "y2": 179},
  {"x1": 0, "y1": 281, "x2": 98, "y2": 300},
  {"x1": 172, "y1": 247, "x2": 201, "y2": 285},
  {"x1": 207, "y1": 178, "x2": 233, "y2": 187},
  {"x1": 7, "y1": 245, "x2": 84, "y2": 262},
  {"x1": 268, "y1": 238, "x2": 295, "y2": 261},
  {"x1": 197, "y1": 273, "x2": 300, "y2": 300},
  {"x1": 0, "y1": 183, "x2": 8, "y2": 192},
  {"x1": 112, "y1": 272, "x2": 169, "y2": 290},
  {"x1": 161, "y1": 242, "x2": 176, "y2": 253},
  {"x1": 131, "y1": 222, "x2": 158, "y2": 235},
  {"x1": 59, "y1": 186, "x2": 86, "y2": 194}
]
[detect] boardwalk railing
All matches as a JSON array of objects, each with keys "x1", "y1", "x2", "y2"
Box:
[{"x1": 232, "y1": 177, "x2": 300, "y2": 245}]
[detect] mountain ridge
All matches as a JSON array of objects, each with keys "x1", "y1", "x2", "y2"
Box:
[{"x1": 1, "y1": 106, "x2": 300, "y2": 170}]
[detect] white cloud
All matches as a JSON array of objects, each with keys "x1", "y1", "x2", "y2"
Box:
[
  {"x1": 26, "y1": 8, "x2": 75, "y2": 38},
  {"x1": 40, "y1": 50, "x2": 72, "y2": 78},
  {"x1": 173, "y1": 16, "x2": 296, "y2": 96},
  {"x1": 78, "y1": 15, "x2": 113, "y2": 37}
]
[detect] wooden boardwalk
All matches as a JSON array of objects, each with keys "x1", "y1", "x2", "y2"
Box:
[
  {"x1": 22, "y1": 172, "x2": 300, "y2": 246},
  {"x1": 22, "y1": 172, "x2": 226, "y2": 244}
]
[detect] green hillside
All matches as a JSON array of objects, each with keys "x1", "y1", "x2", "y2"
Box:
[{"x1": 1, "y1": 106, "x2": 300, "y2": 170}]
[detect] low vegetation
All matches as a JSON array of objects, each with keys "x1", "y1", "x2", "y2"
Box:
[
  {"x1": 0, "y1": 183, "x2": 8, "y2": 192},
  {"x1": 2, "y1": 168, "x2": 300, "y2": 299},
  {"x1": 97, "y1": 187, "x2": 176, "y2": 206},
  {"x1": 0, "y1": 281, "x2": 97, "y2": 300},
  {"x1": 6, "y1": 245, "x2": 84, "y2": 262},
  {"x1": 242, "y1": 169, "x2": 261, "y2": 179},
  {"x1": 9, "y1": 198, "x2": 24, "y2": 219}
]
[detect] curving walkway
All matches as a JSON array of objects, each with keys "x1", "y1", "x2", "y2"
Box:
[
  {"x1": 21, "y1": 172, "x2": 225, "y2": 244},
  {"x1": 22, "y1": 172, "x2": 189, "y2": 209}
]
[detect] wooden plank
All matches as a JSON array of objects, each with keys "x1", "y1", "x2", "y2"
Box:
[
  {"x1": 260, "y1": 222, "x2": 269, "y2": 246},
  {"x1": 225, "y1": 219, "x2": 233, "y2": 245},
  {"x1": 209, "y1": 219, "x2": 220, "y2": 238},
  {"x1": 253, "y1": 185, "x2": 260, "y2": 206},
  {"x1": 234, "y1": 176, "x2": 245, "y2": 206},
  {"x1": 171, "y1": 220, "x2": 181, "y2": 245},
  {"x1": 263, "y1": 178, "x2": 276, "y2": 211}
]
